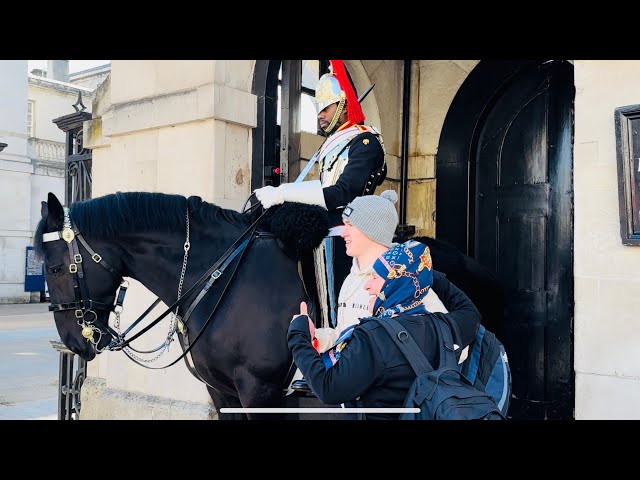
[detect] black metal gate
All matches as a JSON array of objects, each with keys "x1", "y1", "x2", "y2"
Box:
[
  {"x1": 49, "y1": 341, "x2": 87, "y2": 420},
  {"x1": 51, "y1": 92, "x2": 92, "y2": 420}
]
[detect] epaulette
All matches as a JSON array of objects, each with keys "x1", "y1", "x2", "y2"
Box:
[
  {"x1": 356, "y1": 124, "x2": 383, "y2": 134},
  {"x1": 356, "y1": 125, "x2": 385, "y2": 155}
]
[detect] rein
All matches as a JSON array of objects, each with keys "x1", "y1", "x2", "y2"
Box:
[
  {"x1": 114, "y1": 195, "x2": 267, "y2": 353},
  {"x1": 121, "y1": 232, "x2": 258, "y2": 391}
]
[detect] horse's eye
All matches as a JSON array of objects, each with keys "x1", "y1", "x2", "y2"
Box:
[{"x1": 48, "y1": 265, "x2": 63, "y2": 276}]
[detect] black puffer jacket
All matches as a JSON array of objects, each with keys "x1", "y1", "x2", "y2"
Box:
[{"x1": 287, "y1": 271, "x2": 480, "y2": 420}]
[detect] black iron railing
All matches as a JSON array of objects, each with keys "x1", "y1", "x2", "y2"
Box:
[{"x1": 49, "y1": 341, "x2": 87, "y2": 420}]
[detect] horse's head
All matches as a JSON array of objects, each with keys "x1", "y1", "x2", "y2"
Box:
[{"x1": 37, "y1": 193, "x2": 123, "y2": 361}]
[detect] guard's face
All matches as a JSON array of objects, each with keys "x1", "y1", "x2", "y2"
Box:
[{"x1": 317, "y1": 102, "x2": 348, "y2": 131}]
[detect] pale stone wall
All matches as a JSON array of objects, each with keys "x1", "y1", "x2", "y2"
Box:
[
  {"x1": 81, "y1": 60, "x2": 257, "y2": 419},
  {"x1": 30, "y1": 171, "x2": 64, "y2": 230},
  {"x1": 0, "y1": 61, "x2": 31, "y2": 303},
  {"x1": 0, "y1": 62, "x2": 97, "y2": 303},
  {"x1": 407, "y1": 60, "x2": 479, "y2": 238},
  {"x1": 345, "y1": 60, "x2": 482, "y2": 238},
  {"x1": 360, "y1": 60, "x2": 404, "y2": 206},
  {"x1": 70, "y1": 65, "x2": 111, "y2": 91},
  {"x1": 573, "y1": 60, "x2": 640, "y2": 419},
  {"x1": 71, "y1": 73, "x2": 110, "y2": 92},
  {"x1": 80, "y1": 378, "x2": 215, "y2": 420},
  {"x1": 28, "y1": 77, "x2": 93, "y2": 141},
  {"x1": 109, "y1": 60, "x2": 225, "y2": 104}
]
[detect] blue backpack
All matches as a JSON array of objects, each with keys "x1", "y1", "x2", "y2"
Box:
[
  {"x1": 459, "y1": 324, "x2": 511, "y2": 417},
  {"x1": 374, "y1": 316, "x2": 505, "y2": 420}
]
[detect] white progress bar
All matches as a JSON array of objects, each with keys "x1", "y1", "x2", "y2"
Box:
[{"x1": 219, "y1": 408, "x2": 420, "y2": 414}]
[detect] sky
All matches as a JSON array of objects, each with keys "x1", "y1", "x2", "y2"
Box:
[{"x1": 28, "y1": 60, "x2": 110, "y2": 74}]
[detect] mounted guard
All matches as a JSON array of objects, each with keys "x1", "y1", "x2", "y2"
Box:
[{"x1": 254, "y1": 60, "x2": 387, "y2": 329}]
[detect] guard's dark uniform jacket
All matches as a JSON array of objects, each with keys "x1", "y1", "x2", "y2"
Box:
[
  {"x1": 317, "y1": 127, "x2": 385, "y2": 227},
  {"x1": 287, "y1": 271, "x2": 481, "y2": 420}
]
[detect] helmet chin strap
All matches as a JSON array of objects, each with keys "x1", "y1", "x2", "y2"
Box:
[{"x1": 322, "y1": 97, "x2": 346, "y2": 134}]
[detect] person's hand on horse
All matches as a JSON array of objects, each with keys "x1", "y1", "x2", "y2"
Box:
[
  {"x1": 299, "y1": 301, "x2": 316, "y2": 339},
  {"x1": 291, "y1": 301, "x2": 319, "y2": 351}
]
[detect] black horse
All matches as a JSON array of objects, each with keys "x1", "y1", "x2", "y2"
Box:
[{"x1": 36, "y1": 191, "x2": 504, "y2": 420}]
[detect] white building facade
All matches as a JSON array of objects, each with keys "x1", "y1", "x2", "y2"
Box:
[
  {"x1": 0, "y1": 60, "x2": 32, "y2": 303},
  {"x1": 0, "y1": 60, "x2": 108, "y2": 303}
]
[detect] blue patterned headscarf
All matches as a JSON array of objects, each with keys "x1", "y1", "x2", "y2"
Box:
[
  {"x1": 321, "y1": 240, "x2": 435, "y2": 370},
  {"x1": 371, "y1": 240, "x2": 434, "y2": 318}
]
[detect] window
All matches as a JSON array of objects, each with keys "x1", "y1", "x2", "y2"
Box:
[
  {"x1": 27, "y1": 100, "x2": 34, "y2": 137},
  {"x1": 300, "y1": 60, "x2": 320, "y2": 133},
  {"x1": 277, "y1": 60, "x2": 325, "y2": 133},
  {"x1": 253, "y1": 60, "x2": 331, "y2": 189}
]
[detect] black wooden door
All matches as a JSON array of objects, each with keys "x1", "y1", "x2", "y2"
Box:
[{"x1": 474, "y1": 61, "x2": 574, "y2": 419}]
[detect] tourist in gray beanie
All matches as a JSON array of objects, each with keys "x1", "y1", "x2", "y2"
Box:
[
  {"x1": 342, "y1": 190, "x2": 399, "y2": 248},
  {"x1": 304, "y1": 189, "x2": 409, "y2": 354},
  {"x1": 285, "y1": 190, "x2": 404, "y2": 392}
]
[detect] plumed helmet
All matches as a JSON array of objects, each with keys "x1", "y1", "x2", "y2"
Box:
[
  {"x1": 315, "y1": 72, "x2": 345, "y2": 113},
  {"x1": 314, "y1": 60, "x2": 365, "y2": 127}
]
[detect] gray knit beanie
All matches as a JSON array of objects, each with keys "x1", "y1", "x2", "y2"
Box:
[{"x1": 342, "y1": 190, "x2": 399, "y2": 248}]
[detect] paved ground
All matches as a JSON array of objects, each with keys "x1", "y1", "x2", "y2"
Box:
[{"x1": 0, "y1": 302, "x2": 59, "y2": 420}]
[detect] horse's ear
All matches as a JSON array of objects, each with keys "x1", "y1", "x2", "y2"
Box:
[
  {"x1": 46, "y1": 192, "x2": 64, "y2": 229},
  {"x1": 40, "y1": 201, "x2": 48, "y2": 218}
]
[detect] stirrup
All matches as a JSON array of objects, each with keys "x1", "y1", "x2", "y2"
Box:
[{"x1": 290, "y1": 379, "x2": 315, "y2": 396}]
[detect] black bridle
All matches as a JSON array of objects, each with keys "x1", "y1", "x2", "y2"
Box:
[{"x1": 43, "y1": 207, "x2": 125, "y2": 349}]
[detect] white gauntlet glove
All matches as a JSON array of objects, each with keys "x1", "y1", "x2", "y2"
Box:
[
  {"x1": 254, "y1": 180, "x2": 327, "y2": 209},
  {"x1": 254, "y1": 185, "x2": 285, "y2": 209}
]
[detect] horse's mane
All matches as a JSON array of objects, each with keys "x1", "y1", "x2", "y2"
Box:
[{"x1": 35, "y1": 191, "x2": 248, "y2": 255}]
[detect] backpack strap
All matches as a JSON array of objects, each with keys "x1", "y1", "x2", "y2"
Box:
[
  {"x1": 431, "y1": 316, "x2": 461, "y2": 370},
  {"x1": 373, "y1": 317, "x2": 434, "y2": 376},
  {"x1": 463, "y1": 324, "x2": 486, "y2": 385}
]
